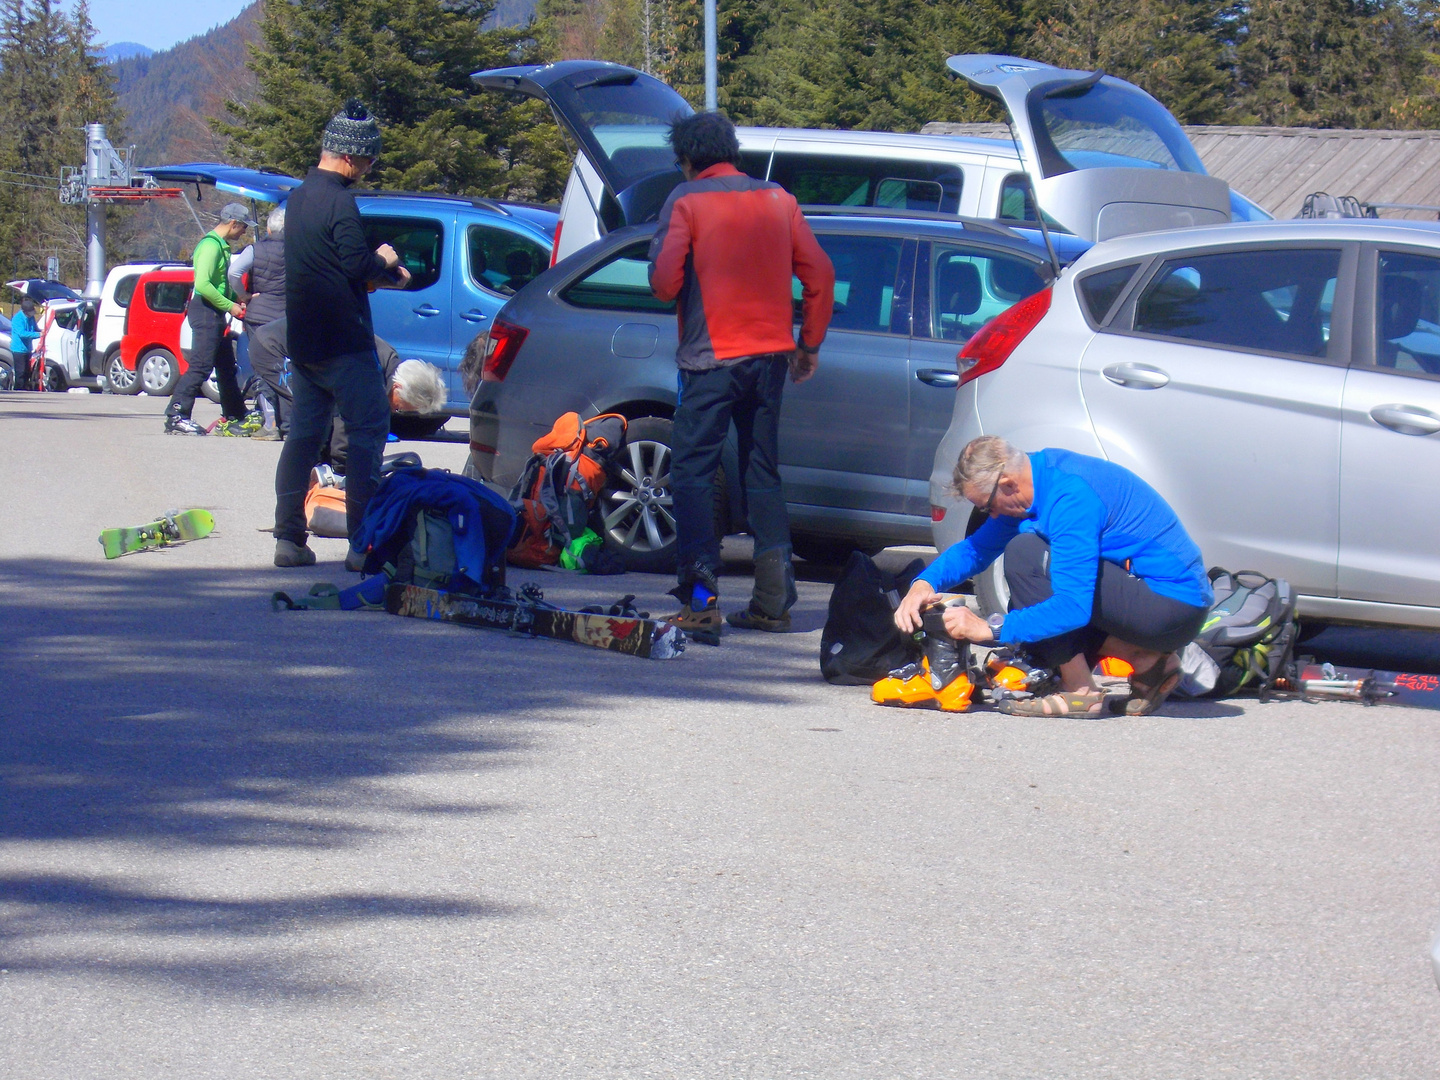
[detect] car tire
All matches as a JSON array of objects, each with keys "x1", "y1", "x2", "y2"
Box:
[
  {"x1": 973, "y1": 556, "x2": 1009, "y2": 619},
  {"x1": 0, "y1": 362, "x2": 12, "y2": 391},
  {"x1": 39, "y1": 360, "x2": 67, "y2": 392},
  {"x1": 103, "y1": 349, "x2": 141, "y2": 395},
  {"x1": 201, "y1": 371, "x2": 221, "y2": 404},
  {"x1": 598, "y1": 415, "x2": 700, "y2": 575},
  {"x1": 390, "y1": 414, "x2": 448, "y2": 440},
  {"x1": 138, "y1": 348, "x2": 179, "y2": 396},
  {"x1": 791, "y1": 534, "x2": 885, "y2": 565}
]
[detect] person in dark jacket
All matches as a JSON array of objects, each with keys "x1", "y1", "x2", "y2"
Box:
[
  {"x1": 648, "y1": 111, "x2": 835, "y2": 642},
  {"x1": 229, "y1": 206, "x2": 288, "y2": 438},
  {"x1": 893, "y1": 436, "x2": 1213, "y2": 718},
  {"x1": 164, "y1": 202, "x2": 254, "y2": 435},
  {"x1": 272, "y1": 99, "x2": 410, "y2": 569}
]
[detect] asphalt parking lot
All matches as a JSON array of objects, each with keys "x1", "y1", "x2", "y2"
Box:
[{"x1": 2, "y1": 391, "x2": 1439, "y2": 1078}]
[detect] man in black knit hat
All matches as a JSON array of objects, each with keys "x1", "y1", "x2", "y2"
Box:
[{"x1": 272, "y1": 99, "x2": 411, "y2": 568}]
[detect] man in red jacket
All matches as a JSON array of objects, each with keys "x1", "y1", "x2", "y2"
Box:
[{"x1": 648, "y1": 112, "x2": 834, "y2": 644}]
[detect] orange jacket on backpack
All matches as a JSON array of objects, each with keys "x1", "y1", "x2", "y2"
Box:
[{"x1": 648, "y1": 163, "x2": 835, "y2": 371}]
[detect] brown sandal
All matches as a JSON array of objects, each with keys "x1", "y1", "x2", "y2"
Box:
[
  {"x1": 1120, "y1": 654, "x2": 1182, "y2": 715},
  {"x1": 998, "y1": 688, "x2": 1107, "y2": 717}
]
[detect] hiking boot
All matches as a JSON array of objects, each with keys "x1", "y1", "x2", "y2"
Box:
[
  {"x1": 274, "y1": 538, "x2": 317, "y2": 567},
  {"x1": 727, "y1": 547, "x2": 797, "y2": 632},
  {"x1": 212, "y1": 417, "x2": 251, "y2": 437},
  {"x1": 344, "y1": 549, "x2": 366, "y2": 573},
  {"x1": 237, "y1": 410, "x2": 264, "y2": 433},
  {"x1": 871, "y1": 610, "x2": 974, "y2": 712},
  {"x1": 664, "y1": 565, "x2": 722, "y2": 646},
  {"x1": 250, "y1": 425, "x2": 283, "y2": 442},
  {"x1": 164, "y1": 415, "x2": 206, "y2": 436}
]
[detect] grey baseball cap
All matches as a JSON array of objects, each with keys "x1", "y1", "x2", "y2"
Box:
[{"x1": 218, "y1": 202, "x2": 257, "y2": 227}]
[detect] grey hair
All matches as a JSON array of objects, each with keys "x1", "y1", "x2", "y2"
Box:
[
  {"x1": 266, "y1": 206, "x2": 285, "y2": 237},
  {"x1": 391, "y1": 359, "x2": 447, "y2": 414},
  {"x1": 950, "y1": 435, "x2": 1025, "y2": 498}
]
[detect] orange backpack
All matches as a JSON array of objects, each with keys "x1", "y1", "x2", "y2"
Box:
[{"x1": 507, "y1": 412, "x2": 627, "y2": 568}]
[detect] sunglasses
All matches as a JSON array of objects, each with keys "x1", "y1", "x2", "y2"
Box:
[{"x1": 983, "y1": 470, "x2": 1004, "y2": 515}]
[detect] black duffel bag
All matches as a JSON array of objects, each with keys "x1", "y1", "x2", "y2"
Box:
[{"x1": 819, "y1": 551, "x2": 925, "y2": 685}]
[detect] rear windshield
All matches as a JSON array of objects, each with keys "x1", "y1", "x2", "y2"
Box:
[
  {"x1": 1028, "y1": 80, "x2": 1204, "y2": 178},
  {"x1": 570, "y1": 78, "x2": 690, "y2": 191}
]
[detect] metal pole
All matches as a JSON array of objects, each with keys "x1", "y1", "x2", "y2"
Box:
[
  {"x1": 84, "y1": 123, "x2": 108, "y2": 297},
  {"x1": 704, "y1": 0, "x2": 717, "y2": 110}
]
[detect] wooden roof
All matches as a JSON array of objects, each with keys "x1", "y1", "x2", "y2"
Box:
[{"x1": 921, "y1": 122, "x2": 1440, "y2": 220}]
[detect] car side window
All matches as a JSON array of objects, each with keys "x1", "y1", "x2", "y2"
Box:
[
  {"x1": 1132, "y1": 248, "x2": 1340, "y2": 359},
  {"x1": 919, "y1": 244, "x2": 1046, "y2": 342},
  {"x1": 999, "y1": 175, "x2": 1037, "y2": 223},
  {"x1": 113, "y1": 274, "x2": 140, "y2": 308},
  {"x1": 769, "y1": 153, "x2": 962, "y2": 213},
  {"x1": 467, "y1": 224, "x2": 547, "y2": 297},
  {"x1": 1374, "y1": 251, "x2": 1440, "y2": 377},
  {"x1": 145, "y1": 281, "x2": 189, "y2": 313},
  {"x1": 803, "y1": 234, "x2": 910, "y2": 335},
  {"x1": 361, "y1": 215, "x2": 443, "y2": 291},
  {"x1": 562, "y1": 242, "x2": 676, "y2": 313},
  {"x1": 1078, "y1": 262, "x2": 1141, "y2": 324},
  {"x1": 737, "y1": 150, "x2": 770, "y2": 180}
]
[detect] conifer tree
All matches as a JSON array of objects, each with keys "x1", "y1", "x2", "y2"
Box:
[{"x1": 222, "y1": 0, "x2": 569, "y2": 201}]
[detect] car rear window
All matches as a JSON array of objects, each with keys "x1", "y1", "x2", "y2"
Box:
[
  {"x1": 921, "y1": 245, "x2": 1046, "y2": 341},
  {"x1": 769, "y1": 153, "x2": 962, "y2": 214},
  {"x1": 1375, "y1": 251, "x2": 1440, "y2": 375},
  {"x1": 1078, "y1": 263, "x2": 1140, "y2": 324},
  {"x1": 113, "y1": 274, "x2": 141, "y2": 309},
  {"x1": 362, "y1": 215, "x2": 444, "y2": 291},
  {"x1": 145, "y1": 281, "x2": 190, "y2": 314},
  {"x1": 563, "y1": 242, "x2": 675, "y2": 313},
  {"x1": 467, "y1": 224, "x2": 548, "y2": 296},
  {"x1": 1132, "y1": 248, "x2": 1340, "y2": 358},
  {"x1": 806, "y1": 234, "x2": 910, "y2": 334}
]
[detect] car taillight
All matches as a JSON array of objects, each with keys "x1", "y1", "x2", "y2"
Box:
[
  {"x1": 549, "y1": 223, "x2": 562, "y2": 268},
  {"x1": 957, "y1": 287, "x2": 1052, "y2": 385},
  {"x1": 931, "y1": 505, "x2": 946, "y2": 522},
  {"x1": 482, "y1": 317, "x2": 529, "y2": 382}
]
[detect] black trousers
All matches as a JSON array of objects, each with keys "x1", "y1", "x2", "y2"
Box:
[
  {"x1": 671, "y1": 354, "x2": 791, "y2": 583},
  {"x1": 167, "y1": 298, "x2": 245, "y2": 420},
  {"x1": 1003, "y1": 533, "x2": 1208, "y2": 669}
]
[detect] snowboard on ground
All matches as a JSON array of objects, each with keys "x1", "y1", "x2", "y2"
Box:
[
  {"x1": 1295, "y1": 662, "x2": 1440, "y2": 710},
  {"x1": 99, "y1": 509, "x2": 215, "y2": 559},
  {"x1": 384, "y1": 582, "x2": 685, "y2": 659}
]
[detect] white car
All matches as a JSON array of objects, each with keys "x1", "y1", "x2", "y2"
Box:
[
  {"x1": 929, "y1": 218, "x2": 1440, "y2": 630},
  {"x1": 96, "y1": 262, "x2": 172, "y2": 394}
]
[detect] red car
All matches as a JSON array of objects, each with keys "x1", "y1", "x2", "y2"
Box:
[{"x1": 119, "y1": 266, "x2": 195, "y2": 396}]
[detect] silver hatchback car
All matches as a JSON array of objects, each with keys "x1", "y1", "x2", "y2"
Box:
[{"x1": 930, "y1": 219, "x2": 1440, "y2": 630}]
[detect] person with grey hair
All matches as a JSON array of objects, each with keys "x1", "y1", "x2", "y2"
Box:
[
  {"x1": 163, "y1": 201, "x2": 255, "y2": 435},
  {"x1": 229, "y1": 205, "x2": 289, "y2": 438},
  {"x1": 272, "y1": 99, "x2": 410, "y2": 568},
  {"x1": 892, "y1": 436, "x2": 1213, "y2": 717}
]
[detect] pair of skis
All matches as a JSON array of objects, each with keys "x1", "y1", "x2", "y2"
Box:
[
  {"x1": 1291, "y1": 662, "x2": 1440, "y2": 710},
  {"x1": 384, "y1": 583, "x2": 685, "y2": 660}
]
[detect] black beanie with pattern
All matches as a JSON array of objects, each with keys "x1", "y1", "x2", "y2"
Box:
[{"x1": 322, "y1": 99, "x2": 382, "y2": 158}]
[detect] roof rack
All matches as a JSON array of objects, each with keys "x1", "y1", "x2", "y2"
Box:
[
  {"x1": 797, "y1": 204, "x2": 1022, "y2": 239},
  {"x1": 361, "y1": 189, "x2": 521, "y2": 216}
]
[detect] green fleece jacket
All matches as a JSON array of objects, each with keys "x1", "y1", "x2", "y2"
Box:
[{"x1": 192, "y1": 231, "x2": 237, "y2": 314}]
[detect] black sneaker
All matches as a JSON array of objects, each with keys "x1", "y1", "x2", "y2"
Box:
[{"x1": 165, "y1": 415, "x2": 206, "y2": 436}]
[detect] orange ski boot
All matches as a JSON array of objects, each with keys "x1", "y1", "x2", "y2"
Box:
[{"x1": 871, "y1": 611, "x2": 975, "y2": 712}]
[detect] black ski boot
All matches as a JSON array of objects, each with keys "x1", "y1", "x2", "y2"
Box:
[{"x1": 727, "y1": 546, "x2": 798, "y2": 632}]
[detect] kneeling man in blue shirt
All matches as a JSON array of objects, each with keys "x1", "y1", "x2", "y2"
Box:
[{"x1": 895, "y1": 436, "x2": 1212, "y2": 717}]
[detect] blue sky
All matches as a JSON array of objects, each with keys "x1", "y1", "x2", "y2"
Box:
[{"x1": 81, "y1": 0, "x2": 253, "y2": 53}]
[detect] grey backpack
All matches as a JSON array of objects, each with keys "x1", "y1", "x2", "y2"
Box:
[{"x1": 1185, "y1": 568, "x2": 1298, "y2": 700}]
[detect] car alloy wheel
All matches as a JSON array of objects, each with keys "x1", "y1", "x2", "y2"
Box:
[
  {"x1": 604, "y1": 436, "x2": 677, "y2": 555},
  {"x1": 104, "y1": 350, "x2": 141, "y2": 395},
  {"x1": 0, "y1": 362, "x2": 12, "y2": 391},
  {"x1": 138, "y1": 349, "x2": 178, "y2": 396}
]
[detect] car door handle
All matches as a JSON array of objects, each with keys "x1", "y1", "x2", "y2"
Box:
[
  {"x1": 915, "y1": 368, "x2": 960, "y2": 388},
  {"x1": 1370, "y1": 403, "x2": 1440, "y2": 436},
  {"x1": 413, "y1": 304, "x2": 440, "y2": 317},
  {"x1": 1102, "y1": 362, "x2": 1170, "y2": 389},
  {"x1": 459, "y1": 309, "x2": 489, "y2": 323}
]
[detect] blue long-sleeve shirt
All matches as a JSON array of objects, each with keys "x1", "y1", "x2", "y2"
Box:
[
  {"x1": 919, "y1": 449, "x2": 1212, "y2": 645},
  {"x1": 10, "y1": 309, "x2": 39, "y2": 355}
]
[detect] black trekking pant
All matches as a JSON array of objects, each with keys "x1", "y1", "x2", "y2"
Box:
[
  {"x1": 671, "y1": 354, "x2": 792, "y2": 584},
  {"x1": 1003, "y1": 533, "x2": 1207, "y2": 669},
  {"x1": 11, "y1": 352, "x2": 31, "y2": 391},
  {"x1": 167, "y1": 298, "x2": 245, "y2": 421},
  {"x1": 273, "y1": 349, "x2": 389, "y2": 545},
  {"x1": 246, "y1": 318, "x2": 291, "y2": 434}
]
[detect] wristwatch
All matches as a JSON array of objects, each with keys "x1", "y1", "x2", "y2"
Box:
[{"x1": 986, "y1": 613, "x2": 1005, "y2": 637}]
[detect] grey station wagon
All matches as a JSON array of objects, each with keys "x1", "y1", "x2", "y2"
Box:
[{"x1": 467, "y1": 211, "x2": 1059, "y2": 571}]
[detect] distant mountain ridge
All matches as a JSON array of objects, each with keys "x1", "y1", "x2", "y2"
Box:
[{"x1": 103, "y1": 42, "x2": 152, "y2": 63}]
